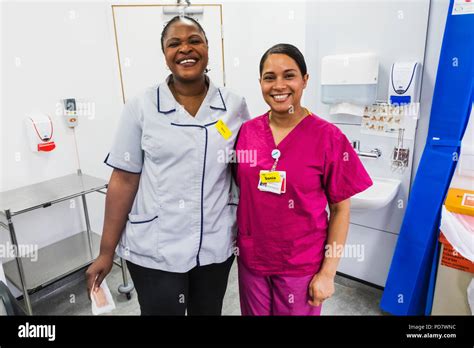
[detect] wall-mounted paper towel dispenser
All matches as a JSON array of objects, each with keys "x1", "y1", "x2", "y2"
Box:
[{"x1": 321, "y1": 52, "x2": 379, "y2": 106}]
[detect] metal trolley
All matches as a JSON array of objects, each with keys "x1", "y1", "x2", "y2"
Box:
[{"x1": 0, "y1": 172, "x2": 134, "y2": 315}]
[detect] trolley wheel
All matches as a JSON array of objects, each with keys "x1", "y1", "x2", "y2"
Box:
[{"x1": 118, "y1": 281, "x2": 134, "y2": 298}]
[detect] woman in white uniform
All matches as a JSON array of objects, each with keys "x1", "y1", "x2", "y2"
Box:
[{"x1": 86, "y1": 16, "x2": 250, "y2": 315}]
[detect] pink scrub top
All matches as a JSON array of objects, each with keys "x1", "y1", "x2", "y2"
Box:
[{"x1": 235, "y1": 112, "x2": 373, "y2": 277}]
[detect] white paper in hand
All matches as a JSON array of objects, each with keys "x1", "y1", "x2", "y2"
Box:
[{"x1": 91, "y1": 278, "x2": 116, "y2": 315}]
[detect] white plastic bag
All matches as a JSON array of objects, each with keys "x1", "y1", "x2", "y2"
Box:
[
  {"x1": 90, "y1": 278, "x2": 116, "y2": 315},
  {"x1": 440, "y1": 206, "x2": 474, "y2": 262}
]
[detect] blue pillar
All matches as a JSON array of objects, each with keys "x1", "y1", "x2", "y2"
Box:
[{"x1": 380, "y1": 0, "x2": 474, "y2": 315}]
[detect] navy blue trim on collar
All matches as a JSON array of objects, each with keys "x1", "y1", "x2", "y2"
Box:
[
  {"x1": 156, "y1": 86, "x2": 176, "y2": 114},
  {"x1": 210, "y1": 88, "x2": 227, "y2": 111},
  {"x1": 157, "y1": 83, "x2": 226, "y2": 114}
]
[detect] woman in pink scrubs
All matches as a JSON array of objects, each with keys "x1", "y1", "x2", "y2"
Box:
[{"x1": 235, "y1": 44, "x2": 373, "y2": 315}]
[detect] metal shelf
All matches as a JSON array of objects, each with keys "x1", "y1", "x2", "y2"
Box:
[
  {"x1": 3, "y1": 231, "x2": 100, "y2": 293},
  {"x1": 0, "y1": 172, "x2": 116, "y2": 315},
  {"x1": 0, "y1": 173, "x2": 108, "y2": 216}
]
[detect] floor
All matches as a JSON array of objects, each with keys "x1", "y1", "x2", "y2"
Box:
[{"x1": 28, "y1": 261, "x2": 384, "y2": 316}]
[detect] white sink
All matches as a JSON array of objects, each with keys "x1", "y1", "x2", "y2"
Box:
[{"x1": 351, "y1": 177, "x2": 401, "y2": 210}]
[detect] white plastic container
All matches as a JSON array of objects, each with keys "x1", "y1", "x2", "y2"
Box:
[
  {"x1": 321, "y1": 52, "x2": 379, "y2": 106},
  {"x1": 25, "y1": 112, "x2": 56, "y2": 152},
  {"x1": 388, "y1": 61, "x2": 421, "y2": 105}
]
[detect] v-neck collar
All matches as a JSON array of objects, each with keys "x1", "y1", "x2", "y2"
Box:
[
  {"x1": 156, "y1": 75, "x2": 227, "y2": 123},
  {"x1": 264, "y1": 111, "x2": 312, "y2": 150}
]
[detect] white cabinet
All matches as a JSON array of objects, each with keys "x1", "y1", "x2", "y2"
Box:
[{"x1": 338, "y1": 223, "x2": 398, "y2": 287}]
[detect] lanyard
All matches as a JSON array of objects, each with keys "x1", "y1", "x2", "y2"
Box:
[{"x1": 270, "y1": 149, "x2": 280, "y2": 172}]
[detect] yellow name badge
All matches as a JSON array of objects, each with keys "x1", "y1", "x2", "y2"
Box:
[
  {"x1": 215, "y1": 119, "x2": 232, "y2": 140},
  {"x1": 260, "y1": 171, "x2": 281, "y2": 183}
]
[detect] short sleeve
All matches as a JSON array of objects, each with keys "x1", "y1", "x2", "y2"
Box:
[
  {"x1": 104, "y1": 99, "x2": 143, "y2": 174},
  {"x1": 323, "y1": 127, "x2": 373, "y2": 204}
]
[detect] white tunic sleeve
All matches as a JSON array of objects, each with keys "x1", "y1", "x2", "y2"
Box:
[{"x1": 104, "y1": 98, "x2": 143, "y2": 174}]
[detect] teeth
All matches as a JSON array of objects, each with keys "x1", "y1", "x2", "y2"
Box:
[
  {"x1": 179, "y1": 59, "x2": 196, "y2": 65},
  {"x1": 273, "y1": 94, "x2": 289, "y2": 101}
]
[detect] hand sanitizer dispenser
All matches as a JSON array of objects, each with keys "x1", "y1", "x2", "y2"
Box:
[
  {"x1": 25, "y1": 112, "x2": 56, "y2": 152},
  {"x1": 388, "y1": 61, "x2": 421, "y2": 105}
]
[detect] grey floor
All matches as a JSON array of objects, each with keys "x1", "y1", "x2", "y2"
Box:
[{"x1": 28, "y1": 261, "x2": 384, "y2": 316}]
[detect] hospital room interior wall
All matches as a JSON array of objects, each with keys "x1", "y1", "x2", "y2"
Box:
[
  {"x1": 219, "y1": 0, "x2": 307, "y2": 115},
  {"x1": 0, "y1": 0, "x2": 4, "y2": 288},
  {"x1": 0, "y1": 2, "x2": 4, "y2": 197},
  {"x1": 305, "y1": 0, "x2": 430, "y2": 237},
  {"x1": 302, "y1": 0, "x2": 451, "y2": 286},
  {"x1": 0, "y1": 3, "x2": 5, "y2": 285},
  {"x1": 0, "y1": 0, "x2": 125, "y2": 292},
  {"x1": 0, "y1": 0, "x2": 454, "y2": 291},
  {"x1": 303, "y1": 0, "x2": 450, "y2": 191},
  {"x1": 304, "y1": 0, "x2": 432, "y2": 182},
  {"x1": 412, "y1": 0, "x2": 450, "y2": 181},
  {"x1": 0, "y1": 0, "x2": 306, "y2": 291}
]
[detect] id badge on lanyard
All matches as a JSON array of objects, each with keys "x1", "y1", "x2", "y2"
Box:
[{"x1": 258, "y1": 149, "x2": 286, "y2": 194}]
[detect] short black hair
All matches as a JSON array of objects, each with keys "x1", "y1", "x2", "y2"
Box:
[
  {"x1": 259, "y1": 43, "x2": 307, "y2": 77},
  {"x1": 161, "y1": 15, "x2": 208, "y2": 52}
]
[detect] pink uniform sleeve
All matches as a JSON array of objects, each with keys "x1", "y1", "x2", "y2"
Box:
[{"x1": 322, "y1": 127, "x2": 373, "y2": 204}]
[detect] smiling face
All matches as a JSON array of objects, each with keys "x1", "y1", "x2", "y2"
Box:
[
  {"x1": 260, "y1": 54, "x2": 308, "y2": 115},
  {"x1": 162, "y1": 19, "x2": 209, "y2": 82}
]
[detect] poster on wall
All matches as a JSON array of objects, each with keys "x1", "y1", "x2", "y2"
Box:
[{"x1": 452, "y1": 0, "x2": 474, "y2": 15}]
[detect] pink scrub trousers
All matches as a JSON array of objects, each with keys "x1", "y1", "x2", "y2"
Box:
[{"x1": 238, "y1": 259, "x2": 322, "y2": 316}]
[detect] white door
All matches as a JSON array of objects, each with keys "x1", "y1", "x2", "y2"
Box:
[{"x1": 111, "y1": 4, "x2": 225, "y2": 103}]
